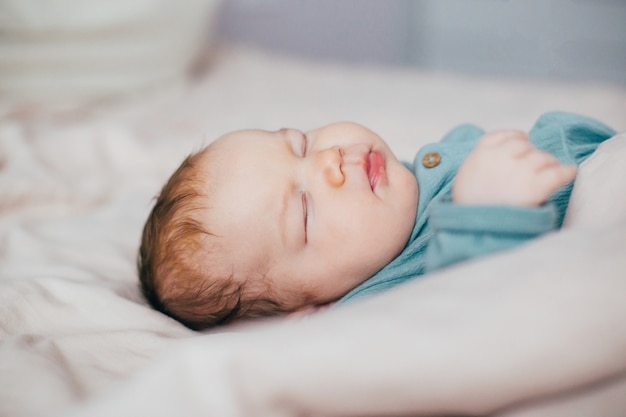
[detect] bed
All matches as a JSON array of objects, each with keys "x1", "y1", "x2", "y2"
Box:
[{"x1": 1, "y1": 42, "x2": 626, "y2": 416}]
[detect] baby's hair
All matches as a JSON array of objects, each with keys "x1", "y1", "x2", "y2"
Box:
[{"x1": 137, "y1": 148, "x2": 291, "y2": 330}]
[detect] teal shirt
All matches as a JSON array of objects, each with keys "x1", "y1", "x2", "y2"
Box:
[{"x1": 339, "y1": 112, "x2": 616, "y2": 303}]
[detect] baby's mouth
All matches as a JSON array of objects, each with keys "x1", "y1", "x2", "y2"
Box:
[{"x1": 366, "y1": 150, "x2": 385, "y2": 190}]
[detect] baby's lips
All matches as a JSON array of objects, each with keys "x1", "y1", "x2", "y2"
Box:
[{"x1": 367, "y1": 150, "x2": 385, "y2": 190}]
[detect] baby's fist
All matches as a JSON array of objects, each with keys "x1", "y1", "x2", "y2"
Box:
[{"x1": 453, "y1": 130, "x2": 577, "y2": 207}]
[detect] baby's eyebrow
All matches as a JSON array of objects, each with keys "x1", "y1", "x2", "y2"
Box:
[
  {"x1": 278, "y1": 186, "x2": 289, "y2": 248},
  {"x1": 278, "y1": 128, "x2": 302, "y2": 155}
]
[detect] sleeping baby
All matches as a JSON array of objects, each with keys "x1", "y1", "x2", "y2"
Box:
[{"x1": 137, "y1": 112, "x2": 615, "y2": 330}]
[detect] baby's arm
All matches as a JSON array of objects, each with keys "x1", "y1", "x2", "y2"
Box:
[
  {"x1": 453, "y1": 130, "x2": 576, "y2": 207},
  {"x1": 425, "y1": 130, "x2": 576, "y2": 271}
]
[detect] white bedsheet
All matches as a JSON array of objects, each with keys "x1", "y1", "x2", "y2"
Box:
[{"x1": 1, "y1": 47, "x2": 625, "y2": 417}]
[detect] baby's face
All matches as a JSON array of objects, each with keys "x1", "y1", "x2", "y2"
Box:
[{"x1": 202, "y1": 122, "x2": 418, "y2": 309}]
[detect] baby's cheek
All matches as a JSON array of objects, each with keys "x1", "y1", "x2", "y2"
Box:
[
  {"x1": 397, "y1": 172, "x2": 418, "y2": 220},
  {"x1": 396, "y1": 165, "x2": 418, "y2": 199}
]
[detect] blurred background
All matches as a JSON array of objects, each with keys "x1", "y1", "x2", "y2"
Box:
[
  {"x1": 215, "y1": 0, "x2": 626, "y2": 85},
  {"x1": 1, "y1": 0, "x2": 625, "y2": 105}
]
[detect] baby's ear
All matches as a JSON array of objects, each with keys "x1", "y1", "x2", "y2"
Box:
[{"x1": 287, "y1": 304, "x2": 332, "y2": 319}]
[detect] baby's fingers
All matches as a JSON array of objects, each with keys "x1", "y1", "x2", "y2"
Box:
[
  {"x1": 526, "y1": 150, "x2": 560, "y2": 171},
  {"x1": 540, "y1": 164, "x2": 577, "y2": 193}
]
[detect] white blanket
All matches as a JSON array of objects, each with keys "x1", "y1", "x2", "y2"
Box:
[{"x1": 1, "y1": 47, "x2": 625, "y2": 417}]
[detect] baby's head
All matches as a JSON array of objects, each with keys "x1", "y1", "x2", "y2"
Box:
[{"x1": 139, "y1": 122, "x2": 418, "y2": 329}]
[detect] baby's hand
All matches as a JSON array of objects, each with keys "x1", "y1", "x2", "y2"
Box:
[{"x1": 453, "y1": 130, "x2": 577, "y2": 206}]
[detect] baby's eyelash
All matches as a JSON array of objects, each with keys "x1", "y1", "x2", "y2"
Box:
[{"x1": 301, "y1": 190, "x2": 308, "y2": 243}]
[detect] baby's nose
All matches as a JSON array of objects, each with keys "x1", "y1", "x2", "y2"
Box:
[{"x1": 317, "y1": 146, "x2": 345, "y2": 187}]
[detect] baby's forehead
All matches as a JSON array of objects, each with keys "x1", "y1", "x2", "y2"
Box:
[
  {"x1": 193, "y1": 142, "x2": 229, "y2": 177},
  {"x1": 197, "y1": 133, "x2": 251, "y2": 171},
  {"x1": 202, "y1": 131, "x2": 286, "y2": 175},
  {"x1": 214, "y1": 128, "x2": 268, "y2": 145}
]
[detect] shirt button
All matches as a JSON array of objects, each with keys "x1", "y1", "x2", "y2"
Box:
[{"x1": 422, "y1": 152, "x2": 441, "y2": 168}]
